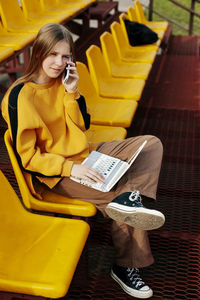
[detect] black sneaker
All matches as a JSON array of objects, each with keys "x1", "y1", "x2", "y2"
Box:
[
  {"x1": 105, "y1": 191, "x2": 165, "y2": 230},
  {"x1": 111, "y1": 264, "x2": 153, "y2": 299}
]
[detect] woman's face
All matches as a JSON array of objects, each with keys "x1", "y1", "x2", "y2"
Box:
[{"x1": 38, "y1": 39, "x2": 71, "y2": 84}]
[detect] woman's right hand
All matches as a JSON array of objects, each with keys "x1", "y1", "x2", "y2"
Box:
[
  {"x1": 62, "y1": 60, "x2": 79, "y2": 93},
  {"x1": 70, "y1": 164, "x2": 105, "y2": 184}
]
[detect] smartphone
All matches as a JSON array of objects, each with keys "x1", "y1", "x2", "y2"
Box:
[{"x1": 62, "y1": 56, "x2": 71, "y2": 84}]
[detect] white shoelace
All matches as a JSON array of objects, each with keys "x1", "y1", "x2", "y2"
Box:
[
  {"x1": 129, "y1": 190, "x2": 142, "y2": 202},
  {"x1": 127, "y1": 267, "x2": 145, "y2": 289}
]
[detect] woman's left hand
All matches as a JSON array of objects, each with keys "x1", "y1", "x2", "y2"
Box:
[{"x1": 62, "y1": 60, "x2": 79, "y2": 93}]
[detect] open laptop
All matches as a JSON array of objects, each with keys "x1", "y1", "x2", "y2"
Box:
[{"x1": 70, "y1": 140, "x2": 147, "y2": 192}]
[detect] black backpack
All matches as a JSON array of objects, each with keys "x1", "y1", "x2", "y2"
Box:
[{"x1": 124, "y1": 19, "x2": 159, "y2": 46}]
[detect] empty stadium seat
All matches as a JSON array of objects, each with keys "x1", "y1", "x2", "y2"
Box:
[
  {"x1": 110, "y1": 21, "x2": 157, "y2": 64},
  {"x1": 100, "y1": 31, "x2": 152, "y2": 80},
  {"x1": 0, "y1": 23, "x2": 35, "y2": 51},
  {"x1": 77, "y1": 61, "x2": 138, "y2": 127},
  {"x1": 61, "y1": 0, "x2": 95, "y2": 7},
  {"x1": 0, "y1": 0, "x2": 44, "y2": 33},
  {"x1": 86, "y1": 44, "x2": 146, "y2": 100},
  {"x1": 40, "y1": 0, "x2": 78, "y2": 16},
  {"x1": 38, "y1": 0, "x2": 74, "y2": 22},
  {"x1": 134, "y1": 0, "x2": 168, "y2": 30},
  {"x1": 20, "y1": 0, "x2": 62, "y2": 24},
  {"x1": 0, "y1": 169, "x2": 90, "y2": 298}
]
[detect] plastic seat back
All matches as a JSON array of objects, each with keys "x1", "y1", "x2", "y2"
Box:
[
  {"x1": 110, "y1": 21, "x2": 129, "y2": 58},
  {"x1": 0, "y1": 169, "x2": 90, "y2": 298},
  {"x1": 43, "y1": 0, "x2": 59, "y2": 8},
  {"x1": 127, "y1": 6, "x2": 138, "y2": 22},
  {"x1": 0, "y1": 170, "x2": 26, "y2": 218},
  {"x1": 4, "y1": 130, "x2": 36, "y2": 210},
  {"x1": 39, "y1": 0, "x2": 59, "y2": 12},
  {"x1": 57, "y1": 0, "x2": 83, "y2": 8},
  {"x1": 134, "y1": 0, "x2": 146, "y2": 23},
  {"x1": 119, "y1": 13, "x2": 131, "y2": 45},
  {"x1": 60, "y1": 0, "x2": 94, "y2": 6},
  {"x1": 0, "y1": 46, "x2": 14, "y2": 62},
  {"x1": 100, "y1": 31, "x2": 121, "y2": 73},
  {"x1": 86, "y1": 45, "x2": 111, "y2": 94},
  {"x1": 0, "y1": 0, "x2": 29, "y2": 30},
  {"x1": 20, "y1": 0, "x2": 44, "y2": 19},
  {"x1": 0, "y1": 22, "x2": 8, "y2": 34},
  {"x1": 4, "y1": 130, "x2": 97, "y2": 217},
  {"x1": 76, "y1": 61, "x2": 138, "y2": 128},
  {"x1": 42, "y1": 0, "x2": 56, "y2": 8},
  {"x1": 76, "y1": 61, "x2": 98, "y2": 100},
  {"x1": 41, "y1": 0, "x2": 75, "y2": 10}
]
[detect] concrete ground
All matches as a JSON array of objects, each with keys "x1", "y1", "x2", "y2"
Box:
[{"x1": 117, "y1": 0, "x2": 149, "y2": 11}]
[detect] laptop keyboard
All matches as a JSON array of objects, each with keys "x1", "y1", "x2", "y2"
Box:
[
  {"x1": 80, "y1": 155, "x2": 120, "y2": 189},
  {"x1": 93, "y1": 155, "x2": 119, "y2": 177}
]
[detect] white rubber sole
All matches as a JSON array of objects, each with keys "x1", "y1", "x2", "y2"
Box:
[
  {"x1": 105, "y1": 203, "x2": 165, "y2": 230},
  {"x1": 111, "y1": 270, "x2": 153, "y2": 299}
]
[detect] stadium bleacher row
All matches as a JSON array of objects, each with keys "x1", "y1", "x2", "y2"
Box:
[{"x1": 0, "y1": 1, "x2": 172, "y2": 299}]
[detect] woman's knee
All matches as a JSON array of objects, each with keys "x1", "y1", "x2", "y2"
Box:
[{"x1": 145, "y1": 135, "x2": 163, "y2": 154}]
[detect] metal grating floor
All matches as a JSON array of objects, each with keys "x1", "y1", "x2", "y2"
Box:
[
  {"x1": 66, "y1": 50, "x2": 200, "y2": 299},
  {"x1": 0, "y1": 36, "x2": 200, "y2": 299}
]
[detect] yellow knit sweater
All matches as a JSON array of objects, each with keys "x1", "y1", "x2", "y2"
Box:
[{"x1": 2, "y1": 78, "x2": 97, "y2": 190}]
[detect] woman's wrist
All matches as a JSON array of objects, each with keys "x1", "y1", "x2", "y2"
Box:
[{"x1": 65, "y1": 86, "x2": 78, "y2": 94}]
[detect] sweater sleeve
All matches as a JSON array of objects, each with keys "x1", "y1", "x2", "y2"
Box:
[
  {"x1": 63, "y1": 90, "x2": 90, "y2": 131},
  {"x1": 16, "y1": 128, "x2": 74, "y2": 177},
  {"x1": 8, "y1": 84, "x2": 75, "y2": 178}
]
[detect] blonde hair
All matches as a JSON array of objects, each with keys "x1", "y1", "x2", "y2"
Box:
[{"x1": 15, "y1": 23, "x2": 75, "y2": 85}]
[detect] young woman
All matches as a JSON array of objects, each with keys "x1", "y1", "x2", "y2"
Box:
[{"x1": 1, "y1": 23, "x2": 165, "y2": 299}]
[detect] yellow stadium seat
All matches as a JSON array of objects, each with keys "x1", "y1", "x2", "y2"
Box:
[
  {"x1": 100, "y1": 31, "x2": 152, "y2": 80},
  {"x1": 0, "y1": 169, "x2": 90, "y2": 298},
  {"x1": 127, "y1": 5, "x2": 139, "y2": 22},
  {"x1": 20, "y1": 0, "x2": 63, "y2": 24},
  {"x1": 85, "y1": 124, "x2": 127, "y2": 143},
  {"x1": 0, "y1": 46, "x2": 14, "y2": 61},
  {"x1": 35, "y1": 0, "x2": 74, "y2": 22},
  {"x1": 57, "y1": 0, "x2": 94, "y2": 10},
  {"x1": 40, "y1": 0, "x2": 79, "y2": 16},
  {"x1": 86, "y1": 45, "x2": 145, "y2": 100},
  {"x1": 0, "y1": 0, "x2": 45, "y2": 34},
  {"x1": 4, "y1": 130, "x2": 97, "y2": 217},
  {"x1": 56, "y1": 0, "x2": 84, "y2": 8},
  {"x1": 110, "y1": 21, "x2": 157, "y2": 64},
  {"x1": 122, "y1": 10, "x2": 164, "y2": 41},
  {"x1": 60, "y1": 0, "x2": 96, "y2": 7},
  {"x1": 77, "y1": 61, "x2": 138, "y2": 127},
  {"x1": 0, "y1": 23, "x2": 35, "y2": 51},
  {"x1": 119, "y1": 12, "x2": 161, "y2": 48},
  {"x1": 134, "y1": 0, "x2": 168, "y2": 31}
]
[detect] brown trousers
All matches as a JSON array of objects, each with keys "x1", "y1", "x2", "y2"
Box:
[{"x1": 52, "y1": 135, "x2": 163, "y2": 268}]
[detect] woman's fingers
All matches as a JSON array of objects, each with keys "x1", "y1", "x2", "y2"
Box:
[
  {"x1": 83, "y1": 167, "x2": 105, "y2": 183},
  {"x1": 70, "y1": 164, "x2": 105, "y2": 184},
  {"x1": 63, "y1": 62, "x2": 79, "y2": 92}
]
